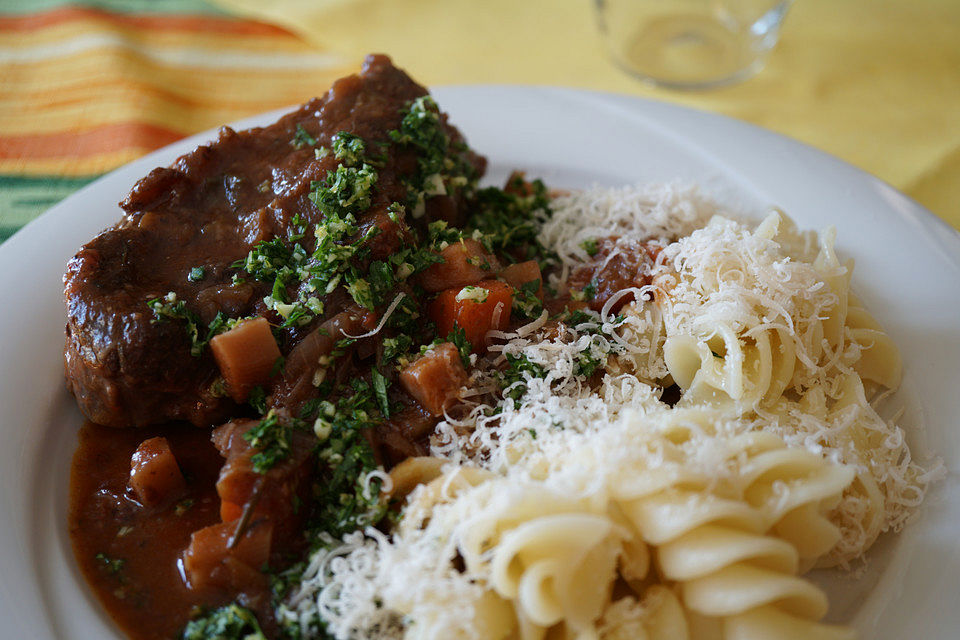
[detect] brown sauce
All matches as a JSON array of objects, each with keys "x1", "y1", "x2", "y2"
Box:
[{"x1": 69, "y1": 422, "x2": 227, "y2": 640}]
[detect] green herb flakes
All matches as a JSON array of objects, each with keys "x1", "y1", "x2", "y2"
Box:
[
  {"x1": 94, "y1": 552, "x2": 125, "y2": 576},
  {"x1": 291, "y1": 123, "x2": 317, "y2": 149},
  {"x1": 242, "y1": 410, "x2": 306, "y2": 474},
  {"x1": 182, "y1": 603, "x2": 267, "y2": 640},
  {"x1": 146, "y1": 294, "x2": 232, "y2": 357},
  {"x1": 174, "y1": 499, "x2": 194, "y2": 516},
  {"x1": 580, "y1": 237, "x2": 599, "y2": 257},
  {"x1": 499, "y1": 353, "x2": 546, "y2": 404},
  {"x1": 371, "y1": 368, "x2": 391, "y2": 418}
]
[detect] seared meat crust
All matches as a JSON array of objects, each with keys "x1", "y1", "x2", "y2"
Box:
[{"x1": 63, "y1": 55, "x2": 485, "y2": 427}]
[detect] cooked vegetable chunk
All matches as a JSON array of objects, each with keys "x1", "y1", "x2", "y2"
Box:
[
  {"x1": 182, "y1": 519, "x2": 272, "y2": 592},
  {"x1": 428, "y1": 280, "x2": 513, "y2": 351},
  {"x1": 399, "y1": 343, "x2": 469, "y2": 416},
  {"x1": 209, "y1": 317, "x2": 281, "y2": 403},
  {"x1": 499, "y1": 260, "x2": 544, "y2": 298},
  {"x1": 128, "y1": 436, "x2": 186, "y2": 508},
  {"x1": 417, "y1": 238, "x2": 499, "y2": 292}
]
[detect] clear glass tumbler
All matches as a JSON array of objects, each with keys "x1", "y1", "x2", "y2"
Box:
[{"x1": 594, "y1": 0, "x2": 793, "y2": 90}]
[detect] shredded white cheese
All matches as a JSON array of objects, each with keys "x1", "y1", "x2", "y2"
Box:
[{"x1": 280, "y1": 184, "x2": 941, "y2": 639}]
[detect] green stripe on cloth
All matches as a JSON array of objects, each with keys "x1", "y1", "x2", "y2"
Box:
[
  {"x1": 0, "y1": 0, "x2": 226, "y2": 16},
  {"x1": 0, "y1": 175, "x2": 98, "y2": 243}
]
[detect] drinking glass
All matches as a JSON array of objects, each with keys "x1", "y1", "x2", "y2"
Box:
[{"x1": 594, "y1": 0, "x2": 794, "y2": 89}]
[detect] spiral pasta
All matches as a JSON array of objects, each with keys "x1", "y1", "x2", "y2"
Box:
[
  {"x1": 656, "y1": 212, "x2": 902, "y2": 413},
  {"x1": 611, "y1": 417, "x2": 854, "y2": 635},
  {"x1": 371, "y1": 408, "x2": 857, "y2": 640}
]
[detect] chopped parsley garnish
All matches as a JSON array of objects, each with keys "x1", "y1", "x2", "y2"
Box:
[
  {"x1": 419, "y1": 325, "x2": 472, "y2": 367},
  {"x1": 247, "y1": 386, "x2": 267, "y2": 414},
  {"x1": 236, "y1": 234, "x2": 302, "y2": 282},
  {"x1": 234, "y1": 232, "x2": 310, "y2": 325},
  {"x1": 94, "y1": 552, "x2": 125, "y2": 576},
  {"x1": 244, "y1": 112, "x2": 483, "y2": 329},
  {"x1": 345, "y1": 277, "x2": 375, "y2": 310},
  {"x1": 330, "y1": 337, "x2": 356, "y2": 360},
  {"x1": 388, "y1": 96, "x2": 480, "y2": 215},
  {"x1": 559, "y1": 308, "x2": 626, "y2": 378},
  {"x1": 582, "y1": 278, "x2": 598, "y2": 301},
  {"x1": 563, "y1": 308, "x2": 596, "y2": 327},
  {"x1": 146, "y1": 294, "x2": 233, "y2": 357},
  {"x1": 446, "y1": 325, "x2": 472, "y2": 367},
  {"x1": 242, "y1": 410, "x2": 306, "y2": 474},
  {"x1": 575, "y1": 349, "x2": 605, "y2": 378},
  {"x1": 182, "y1": 603, "x2": 267, "y2": 640},
  {"x1": 291, "y1": 123, "x2": 317, "y2": 149},
  {"x1": 384, "y1": 294, "x2": 424, "y2": 333},
  {"x1": 174, "y1": 499, "x2": 194, "y2": 516},
  {"x1": 187, "y1": 266, "x2": 206, "y2": 282},
  {"x1": 456, "y1": 285, "x2": 488, "y2": 303},
  {"x1": 309, "y1": 378, "x2": 391, "y2": 539},
  {"x1": 512, "y1": 279, "x2": 543, "y2": 319},
  {"x1": 468, "y1": 176, "x2": 556, "y2": 268},
  {"x1": 580, "y1": 237, "x2": 599, "y2": 257},
  {"x1": 209, "y1": 377, "x2": 228, "y2": 398},
  {"x1": 499, "y1": 353, "x2": 546, "y2": 404},
  {"x1": 382, "y1": 334, "x2": 414, "y2": 363},
  {"x1": 309, "y1": 164, "x2": 378, "y2": 219},
  {"x1": 371, "y1": 368, "x2": 391, "y2": 418},
  {"x1": 331, "y1": 131, "x2": 366, "y2": 166},
  {"x1": 424, "y1": 218, "x2": 455, "y2": 242},
  {"x1": 235, "y1": 205, "x2": 375, "y2": 324}
]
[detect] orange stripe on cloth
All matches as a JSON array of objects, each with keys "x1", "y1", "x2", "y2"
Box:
[
  {"x1": 0, "y1": 122, "x2": 184, "y2": 160},
  {"x1": 0, "y1": 6, "x2": 294, "y2": 37},
  {"x1": 0, "y1": 149, "x2": 156, "y2": 176}
]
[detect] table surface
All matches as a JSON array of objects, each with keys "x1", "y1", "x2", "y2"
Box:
[{"x1": 1, "y1": 0, "x2": 958, "y2": 241}]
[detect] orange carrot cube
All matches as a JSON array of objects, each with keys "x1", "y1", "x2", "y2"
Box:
[{"x1": 209, "y1": 317, "x2": 281, "y2": 403}]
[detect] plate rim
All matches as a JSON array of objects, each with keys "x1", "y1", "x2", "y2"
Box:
[{"x1": 1, "y1": 85, "x2": 958, "y2": 639}]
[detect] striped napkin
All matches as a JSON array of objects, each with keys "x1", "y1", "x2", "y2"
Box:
[{"x1": 0, "y1": 0, "x2": 351, "y2": 242}]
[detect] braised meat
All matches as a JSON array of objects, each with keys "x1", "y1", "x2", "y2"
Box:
[{"x1": 63, "y1": 54, "x2": 486, "y2": 427}]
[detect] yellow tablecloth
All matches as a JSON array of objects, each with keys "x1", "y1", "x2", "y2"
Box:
[
  {"x1": 1, "y1": 0, "x2": 957, "y2": 241},
  {"x1": 215, "y1": 0, "x2": 960, "y2": 230}
]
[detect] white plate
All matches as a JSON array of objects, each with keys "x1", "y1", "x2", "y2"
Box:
[{"x1": 1, "y1": 87, "x2": 958, "y2": 639}]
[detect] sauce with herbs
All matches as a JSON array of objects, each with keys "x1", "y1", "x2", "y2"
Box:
[{"x1": 69, "y1": 423, "x2": 233, "y2": 640}]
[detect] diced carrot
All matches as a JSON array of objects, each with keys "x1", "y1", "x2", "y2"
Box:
[
  {"x1": 128, "y1": 436, "x2": 186, "y2": 509},
  {"x1": 499, "y1": 261, "x2": 543, "y2": 298},
  {"x1": 427, "y1": 280, "x2": 513, "y2": 351},
  {"x1": 417, "y1": 238, "x2": 500, "y2": 293},
  {"x1": 182, "y1": 519, "x2": 272, "y2": 592},
  {"x1": 220, "y1": 500, "x2": 243, "y2": 522},
  {"x1": 399, "y1": 343, "x2": 469, "y2": 416},
  {"x1": 503, "y1": 171, "x2": 535, "y2": 196},
  {"x1": 209, "y1": 316, "x2": 281, "y2": 403}
]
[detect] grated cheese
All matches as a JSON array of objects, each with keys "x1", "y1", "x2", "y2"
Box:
[{"x1": 279, "y1": 184, "x2": 941, "y2": 638}]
